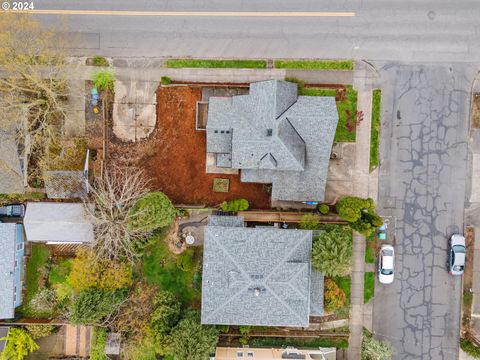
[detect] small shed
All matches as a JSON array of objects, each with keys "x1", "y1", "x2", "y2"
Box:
[{"x1": 24, "y1": 202, "x2": 94, "y2": 244}]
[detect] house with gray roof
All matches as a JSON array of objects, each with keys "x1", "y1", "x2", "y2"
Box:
[
  {"x1": 201, "y1": 216, "x2": 324, "y2": 327},
  {"x1": 24, "y1": 202, "x2": 94, "y2": 244},
  {"x1": 0, "y1": 223, "x2": 25, "y2": 320},
  {"x1": 206, "y1": 80, "x2": 338, "y2": 202}
]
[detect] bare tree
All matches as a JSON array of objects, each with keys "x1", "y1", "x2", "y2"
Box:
[
  {"x1": 85, "y1": 167, "x2": 152, "y2": 262},
  {"x1": 0, "y1": 14, "x2": 78, "y2": 186}
]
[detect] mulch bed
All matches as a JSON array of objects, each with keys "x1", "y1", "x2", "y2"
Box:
[{"x1": 109, "y1": 86, "x2": 271, "y2": 208}]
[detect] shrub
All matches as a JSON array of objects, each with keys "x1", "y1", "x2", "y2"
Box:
[
  {"x1": 176, "y1": 248, "x2": 195, "y2": 272},
  {"x1": 67, "y1": 248, "x2": 133, "y2": 292},
  {"x1": 318, "y1": 204, "x2": 330, "y2": 215},
  {"x1": 150, "y1": 291, "x2": 181, "y2": 336},
  {"x1": 336, "y1": 196, "x2": 383, "y2": 237},
  {"x1": 0, "y1": 328, "x2": 39, "y2": 360},
  {"x1": 69, "y1": 289, "x2": 126, "y2": 325},
  {"x1": 324, "y1": 278, "x2": 346, "y2": 312},
  {"x1": 128, "y1": 192, "x2": 177, "y2": 232},
  {"x1": 161, "y1": 76, "x2": 172, "y2": 85},
  {"x1": 362, "y1": 331, "x2": 393, "y2": 360},
  {"x1": 311, "y1": 226, "x2": 353, "y2": 277},
  {"x1": 298, "y1": 213, "x2": 321, "y2": 230},
  {"x1": 167, "y1": 310, "x2": 219, "y2": 360},
  {"x1": 92, "y1": 56, "x2": 109, "y2": 67},
  {"x1": 25, "y1": 325, "x2": 56, "y2": 339},
  {"x1": 90, "y1": 327, "x2": 108, "y2": 360},
  {"x1": 221, "y1": 198, "x2": 249, "y2": 212},
  {"x1": 29, "y1": 288, "x2": 58, "y2": 316},
  {"x1": 92, "y1": 68, "x2": 116, "y2": 92}
]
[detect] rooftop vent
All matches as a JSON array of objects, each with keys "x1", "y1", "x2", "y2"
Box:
[{"x1": 266, "y1": 128, "x2": 273, "y2": 136}]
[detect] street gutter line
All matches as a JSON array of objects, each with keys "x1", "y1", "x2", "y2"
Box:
[{"x1": 7, "y1": 9, "x2": 355, "y2": 17}]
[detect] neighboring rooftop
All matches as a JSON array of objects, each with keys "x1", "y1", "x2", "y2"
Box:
[
  {"x1": 0, "y1": 131, "x2": 24, "y2": 194},
  {"x1": 0, "y1": 224, "x2": 16, "y2": 319},
  {"x1": 44, "y1": 171, "x2": 88, "y2": 199},
  {"x1": 201, "y1": 216, "x2": 317, "y2": 327},
  {"x1": 24, "y1": 202, "x2": 94, "y2": 243},
  {"x1": 215, "y1": 346, "x2": 337, "y2": 360},
  {"x1": 206, "y1": 80, "x2": 338, "y2": 202}
]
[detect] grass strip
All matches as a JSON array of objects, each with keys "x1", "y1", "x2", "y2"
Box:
[
  {"x1": 364, "y1": 272, "x2": 375, "y2": 304},
  {"x1": 251, "y1": 336, "x2": 349, "y2": 349},
  {"x1": 26, "y1": 244, "x2": 50, "y2": 302},
  {"x1": 370, "y1": 89, "x2": 381, "y2": 172},
  {"x1": 165, "y1": 59, "x2": 267, "y2": 69},
  {"x1": 275, "y1": 59, "x2": 354, "y2": 70}
]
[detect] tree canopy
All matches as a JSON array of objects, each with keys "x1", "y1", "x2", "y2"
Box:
[
  {"x1": 150, "y1": 291, "x2": 181, "y2": 336},
  {"x1": 167, "y1": 311, "x2": 219, "y2": 360},
  {"x1": 311, "y1": 226, "x2": 353, "y2": 277},
  {"x1": 69, "y1": 289, "x2": 126, "y2": 325},
  {"x1": 128, "y1": 192, "x2": 177, "y2": 232},
  {"x1": 336, "y1": 197, "x2": 383, "y2": 236},
  {"x1": 0, "y1": 328, "x2": 38, "y2": 360}
]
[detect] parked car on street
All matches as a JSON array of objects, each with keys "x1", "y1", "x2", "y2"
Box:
[
  {"x1": 378, "y1": 244, "x2": 395, "y2": 284},
  {"x1": 0, "y1": 204, "x2": 25, "y2": 217},
  {"x1": 448, "y1": 234, "x2": 466, "y2": 276}
]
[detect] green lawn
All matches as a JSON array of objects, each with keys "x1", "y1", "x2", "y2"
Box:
[
  {"x1": 49, "y1": 258, "x2": 73, "y2": 285},
  {"x1": 142, "y1": 231, "x2": 201, "y2": 306},
  {"x1": 365, "y1": 234, "x2": 377, "y2": 264},
  {"x1": 299, "y1": 85, "x2": 357, "y2": 142},
  {"x1": 165, "y1": 59, "x2": 267, "y2": 69},
  {"x1": 26, "y1": 244, "x2": 50, "y2": 302},
  {"x1": 370, "y1": 89, "x2": 381, "y2": 172},
  {"x1": 334, "y1": 276, "x2": 351, "y2": 304},
  {"x1": 275, "y1": 59, "x2": 354, "y2": 70},
  {"x1": 364, "y1": 272, "x2": 375, "y2": 304},
  {"x1": 460, "y1": 338, "x2": 480, "y2": 358}
]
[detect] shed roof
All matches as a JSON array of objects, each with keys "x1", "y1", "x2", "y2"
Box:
[
  {"x1": 201, "y1": 218, "x2": 314, "y2": 327},
  {"x1": 44, "y1": 171, "x2": 88, "y2": 199},
  {"x1": 24, "y1": 202, "x2": 94, "y2": 243},
  {"x1": 0, "y1": 224, "x2": 16, "y2": 319},
  {"x1": 0, "y1": 131, "x2": 24, "y2": 194}
]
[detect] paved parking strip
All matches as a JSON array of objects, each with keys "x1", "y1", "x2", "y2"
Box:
[{"x1": 374, "y1": 64, "x2": 475, "y2": 359}]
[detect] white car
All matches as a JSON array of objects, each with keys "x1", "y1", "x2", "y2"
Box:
[
  {"x1": 448, "y1": 234, "x2": 466, "y2": 276},
  {"x1": 378, "y1": 244, "x2": 395, "y2": 284}
]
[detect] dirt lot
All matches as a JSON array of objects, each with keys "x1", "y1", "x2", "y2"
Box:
[{"x1": 109, "y1": 86, "x2": 271, "y2": 208}]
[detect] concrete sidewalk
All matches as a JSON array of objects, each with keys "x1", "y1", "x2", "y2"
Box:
[{"x1": 347, "y1": 61, "x2": 378, "y2": 360}]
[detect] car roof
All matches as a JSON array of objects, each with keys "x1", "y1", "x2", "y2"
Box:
[
  {"x1": 454, "y1": 252, "x2": 466, "y2": 266},
  {"x1": 383, "y1": 255, "x2": 394, "y2": 269}
]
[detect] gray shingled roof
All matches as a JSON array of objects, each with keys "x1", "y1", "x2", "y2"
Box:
[
  {"x1": 24, "y1": 202, "x2": 94, "y2": 243},
  {"x1": 201, "y1": 218, "x2": 314, "y2": 327},
  {"x1": 44, "y1": 171, "x2": 88, "y2": 199},
  {"x1": 0, "y1": 224, "x2": 16, "y2": 319},
  {"x1": 0, "y1": 131, "x2": 24, "y2": 194},
  {"x1": 206, "y1": 80, "x2": 338, "y2": 202}
]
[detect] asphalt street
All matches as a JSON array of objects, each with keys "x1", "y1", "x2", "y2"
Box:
[
  {"x1": 20, "y1": 0, "x2": 480, "y2": 63},
  {"x1": 375, "y1": 64, "x2": 475, "y2": 359}
]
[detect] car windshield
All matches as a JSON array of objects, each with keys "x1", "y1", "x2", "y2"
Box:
[
  {"x1": 381, "y1": 269, "x2": 393, "y2": 275},
  {"x1": 453, "y1": 245, "x2": 466, "y2": 253},
  {"x1": 383, "y1": 249, "x2": 393, "y2": 256}
]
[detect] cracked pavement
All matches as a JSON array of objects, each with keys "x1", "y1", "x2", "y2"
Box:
[{"x1": 374, "y1": 64, "x2": 475, "y2": 359}]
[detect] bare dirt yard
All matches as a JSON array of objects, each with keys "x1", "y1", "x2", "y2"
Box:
[{"x1": 109, "y1": 86, "x2": 271, "y2": 209}]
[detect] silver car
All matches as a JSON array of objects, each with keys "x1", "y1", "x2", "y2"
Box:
[{"x1": 448, "y1": 234, "x2": 466, "y2": 276}]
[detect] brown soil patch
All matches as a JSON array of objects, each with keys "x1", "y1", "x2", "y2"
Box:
[
  {"x1": 109, "y1": 86, "x2": 271, "y2": 208},
  {"x1": 472, "y1": 93, "x2": 480, "y2": 128}
]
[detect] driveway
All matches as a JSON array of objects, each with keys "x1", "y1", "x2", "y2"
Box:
[{"x1": 374, "y1": 64, "x2": 475, "y2": 359}]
